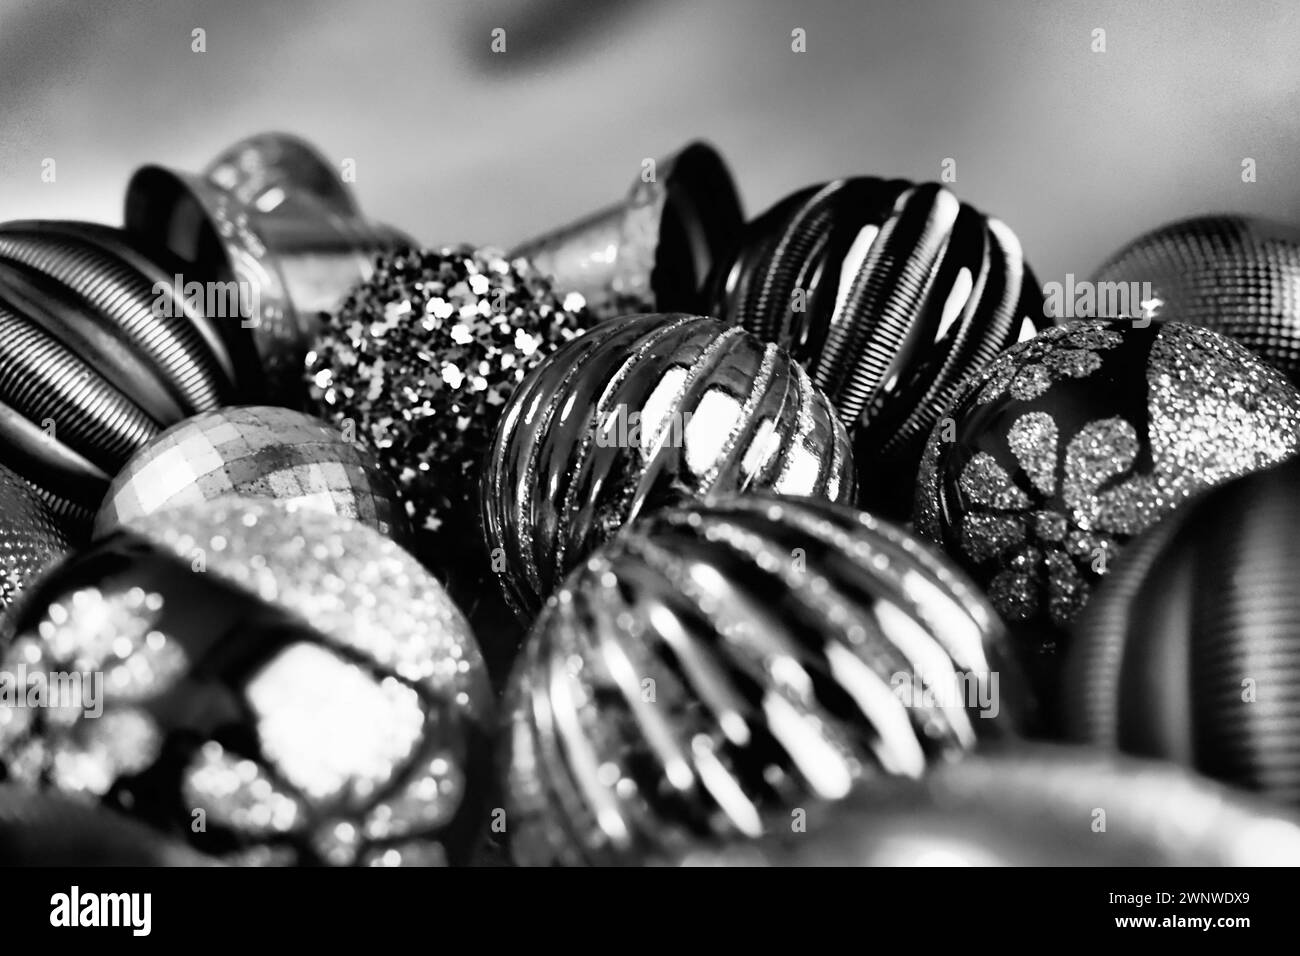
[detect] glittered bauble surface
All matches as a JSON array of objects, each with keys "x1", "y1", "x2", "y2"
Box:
[
  {"x1": 915, "y1": 320, "x2": 1300, "y2": 699},
  {"x1": 307, "y1": 245, "x2": 590, "y2": 535},
  {"x1": 95, "y1": 405, "x2": 409, "y2": 545},
  {"x1": 1093, "y1": 215, "x2": 1300, "y2": 384},
  {"x1": 483, "y1": 313, "x2": 857, "y2": 619},
  {"x1": 502, "y1": 494, "x2": 1017, "y2": 866},
  {"x1": 0, "y1": 461, "x2": 75, "y2": 627},
  {"x1": 0, "y1": 498, "x2": 491, "y2": 866},
  {"x1": 710, "y1": 177, "x2": 1049, "y2": 516},
  {"x1": 1066, "y1": 456, "x2": 1300, "y2": 809},
  {"x1": 671, "y1": 745, "x2": 1300, "y2": 866}
]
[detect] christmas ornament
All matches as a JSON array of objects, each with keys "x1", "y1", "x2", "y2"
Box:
[
  {"x1": 307, "y1": 244, "x2": 590, "y2": 539},
  {"x1": 1066, "y1": 455, "x2": 1300, "y2": 809},
  {"x1": 511, "y1": 142, "x2": 743, "y2": 319},
  {"x1": 95, "y1": 405, "x2": 409, "y2": 545},
  {"x1": 915, "y1": 320, "x2": 1300, "y2": 705},
  {"x1": 1093, "y1": 215, "x2": 1300, "y2": 383},
  {"x1": 125, "y1": 132, "x2": 412, "y2": 405},
  {"x1": 483, "y1": 313, "x2": 857, "y2": 619},
  {"x1": 0, "y1": 498, "x2": 491, "y2": 866},
  {"x1": 0, "y1": 220, "x2": 236, "y2": 517},
  {"x1": 0, "y1": 461, "x2": 75, "y2": 627},
  {"x1": 709, "y1": 177, "x2": 1048, "y2": 516},
  {"x1": 502, "y1": 494, "x2": 1018, "y2": 866},
  {"x1": 671, "y1": 744, "x2": 1300, "y2": 866}
]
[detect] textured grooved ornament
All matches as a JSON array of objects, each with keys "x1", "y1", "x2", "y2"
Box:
[{"x1": 0, "y1": 461, "x2": 74, "y2": 629}]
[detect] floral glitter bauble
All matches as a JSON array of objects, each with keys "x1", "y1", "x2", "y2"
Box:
[
  {"x1": 502, "y1": 495, "x2": 1017, "y2": 866},
  {"x1": 0, "y1": 462, "x2": 74, "y2": 628},
  {"x1": 1093, "y1": 215, "x2": 1300, "y2": 384},
  {"x1": 709, "y1": 177, "x2": 1050, "y2": 516},
  {"x1": 915, "y1": 320, "x2": 1300, "y2": 700},
  {"x1": 0, "y1": 498, "x2": 491, "y2": 866},
  {"x1": 94, "y1": 406, "x2": 409, "y2": 545},
  {"x1": 1066, "y1": 456, "x2": 1300, "y2": 809},
  {"x1": 307, "y1": 245, "x2": 590, "y2": 535},
  {"x1": 671, "y1": 745, "x2": 1300, "y2": 866},
  {"x1": 483, "y1": 314, "x2": 857, "y2": 619}
]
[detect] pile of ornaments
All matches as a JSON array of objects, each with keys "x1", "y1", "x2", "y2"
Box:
[{"x1": 2, "y1": 134, "x2": 1300, "y2": 866}]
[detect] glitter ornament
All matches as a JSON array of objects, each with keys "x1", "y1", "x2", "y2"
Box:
[
  {"x1": 1066, "y1": 456, "x2": 1300, "y2": 809},
  {"x1": 1093, "y1": 215, "x2": 1300, "y2": 384},
  {"x1": 709, "y1": 177, "x2": 1049, "y2": 516},
  {"x1": 0, "y1": 461, "x2": 74, "y2": 628},
  {"x1": 915, "y1": 320, "x2": 1300, "y2": 703},
  {"x1": 671, "y1": 745, "x2": 1300, "y2": 866},
  {"x1": 502, "y1": 494, "x2": 1018, "y2": 866},
  {"x1": 307, "y1": 245, "x2": 590, "y2": 539},
  {"x1": 483, "y1": 314, "x2": 857, "y2": 619},
  {"x1": 0, "y1": 498, "x2": 491, "y2": 866},
  {"x1": 95, "y1": 405, "x2": 409, "y2": 545}
]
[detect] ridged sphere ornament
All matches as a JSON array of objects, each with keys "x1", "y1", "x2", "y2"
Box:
[{"x1": 502, "y1": 494, "x2": 1018, "y2": 866}]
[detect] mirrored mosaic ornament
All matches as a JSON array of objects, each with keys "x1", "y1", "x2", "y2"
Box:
[
  {"x1": 482, "y1": 313, "x2": 857, "y2": 620},
  {"x1": 0, "y1": 461, "x2": 75, "y2": 630},
  {"x1": 0, "y1": 498, "x2": 491, "y2": 866},
  {"x1": 502, "y1": 494, "x2": 1018, "y2": 866},
  {"x1": 94, "y1": 405, "x2": 409, "y2": 545},
  {"x1": 915, "y1": 320, "x2": 1300, "y2": 702}
]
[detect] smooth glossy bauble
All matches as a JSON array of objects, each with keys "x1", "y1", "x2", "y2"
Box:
[
  {"x1": 483, "y1": 314, "x2": 857, "y2": 619},
  {"x1": 0, "y1": 498, "x2": 491, "y2": 866},
  {"x1": 502, "y1": 494, "x2": 1018, "y2": 866}
]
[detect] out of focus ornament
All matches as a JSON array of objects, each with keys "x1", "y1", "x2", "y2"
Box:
[
  {"x1": 1093, "y1": 215, "x2": 1300, "y2": 384},
  {"x1": 709, "y1": 177, "x2": 1048, "y2": 516},
  {"x1": 483, "y1": 313, "x2": 857, "y2": 619},
  {"x1": 915, "y1": 320, "x2": 1300, "y2": 703},
  {"x1": 124, "y1": 132, "x2": 412, "y2": 405},
  {"x1": 511, "y1": 142, "x2": 743, "y2": 319},
  {"x1": 0, "y1": 461, "x2": 74, "y2": 627},
  {"x1": 502, "y1": 494, "x2": 1018, "y2": 866},
  {"x1": 671, "y1": 744, "x2": 1300, "y2": 866},
  {"x1": 95, "y1": 405, "x2": 408, "y2": 544},
  {"x1": 1066, "y1": 456, "x2": 1300, "y2": 809},
  {"x1": 0, "y1": 498, "x2": 491, "y2": 866}
]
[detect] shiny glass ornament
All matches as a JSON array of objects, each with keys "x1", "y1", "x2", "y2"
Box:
[{"x1": 0, "y1": 461, "x2": 74, "y2": 627}]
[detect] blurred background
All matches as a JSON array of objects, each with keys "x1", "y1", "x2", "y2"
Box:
[{"x1": 1, "y1": 0, "x2": 1297, "y2": 284}]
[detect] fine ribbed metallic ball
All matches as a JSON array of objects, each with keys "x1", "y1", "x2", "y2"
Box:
[
  {"x1": 1093, "y1": 215, "x2": 1300, "y2": 384},
  {"x1": 94, "y1": 406, "x2": 409, "y2": 545},
  {"x1": 483, "y1": 314, "x2": 857, "y2": 619},
  {"x1": 502, "y1": 495, "x2": 1017, "y2": 866},
  {"x1": 710, "y1": 177, "x2": 1049, "y2": 516},
  {"x1": 672, "y1": 745, "x2": 1300, "y2": 866},
  {"x1": 915, "y1": 320, "x2": 1300, "y2": 705},
  {"x1": 1066, "y1": 456, "x2": 1300, "y2": 809},
  {"x1": 0, "y1": 498, "x2": 491, "y2": 866},
  {"x1": 0, "y1": 461, "x2": 74, "y2": 627}
]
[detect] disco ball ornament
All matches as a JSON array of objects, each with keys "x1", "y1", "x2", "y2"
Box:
[
  {"x1": 1066, "y1": 456, "x2": 1300, "y2": 809},
  {"x1": 307, "y1": 245, "x2": 590, "y2": 539},
  {"x1": 671, "y1": 745, "x2": 1300, "y2": 866},
  {"x1": 1093, "y1": 215, "x2": 1300, "y2": 384},
  {"x1": 0, "y1": 461, "x2": 75, "y2": 628},
  {"x1": 94, "y1": 405, "x2": 409, "y2": 545},
  {"x1": 483, "y1": 314, "x2": 857, "y2": 619},
  {"x1": 915, "y1": 320, "x2": 1300, "y2": 705},
  {"x1": 709, "y1": 177, "x2": 1050, "y2": 516},
  {"x1": 0, "y1": 498, "x2": 491, "y2": 866},
  {"x1": 502, "y1": 494, "x2": 1019, "y2": 866}
]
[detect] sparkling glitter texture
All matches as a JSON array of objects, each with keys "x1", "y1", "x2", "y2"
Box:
[
  {"x1": 0, "y1": 498, "x2": 492, "y2": 865},
  {"x1": 0, "y1": 462, "x2": 73, "y2": 630},
  {"x1": 915, "y1": 320, "x2": 1300, "y2": 689},
  {"x1": 306, "y1": 245, "x2": 591, "y2": 534},
  {"x1": 502, "y1": 494, "x2": 1017, "y2": 865}
]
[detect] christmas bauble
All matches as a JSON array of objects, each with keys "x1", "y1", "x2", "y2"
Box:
[
  {"x1": 502, "y1": 494, "x2": 1017, "y2": 866},
  {"x1": 483, "y1": 313, "x2": 857, "y2": 619},
  {"x1": 307, "y1": 245, "x2": 590, "y2": 538},
  {"x1": 671, "y1": 745, "x2": 1300, "y2": 866},
  {"x1": 0, "y1": 498, "x2": 491, "y2": 866},
  {"x1": 915, "y1": 320, "x2": 1300, "y2": 703},
  {"x1": 709, "y1": 177, "x2": 1049, "y2": 516},
  {"x1": 1065, "y1": 455, "x2": 1300, "y2": 808},
  {"x1": 95, "y1": 406, "x2": 409, "y2": 545},
  {"x1": 0, "y1": 461, "x2": 74, "y2": 626},
  {"x1": 1093, "y1": 215, "x2": 1300, "y2": 384}
]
